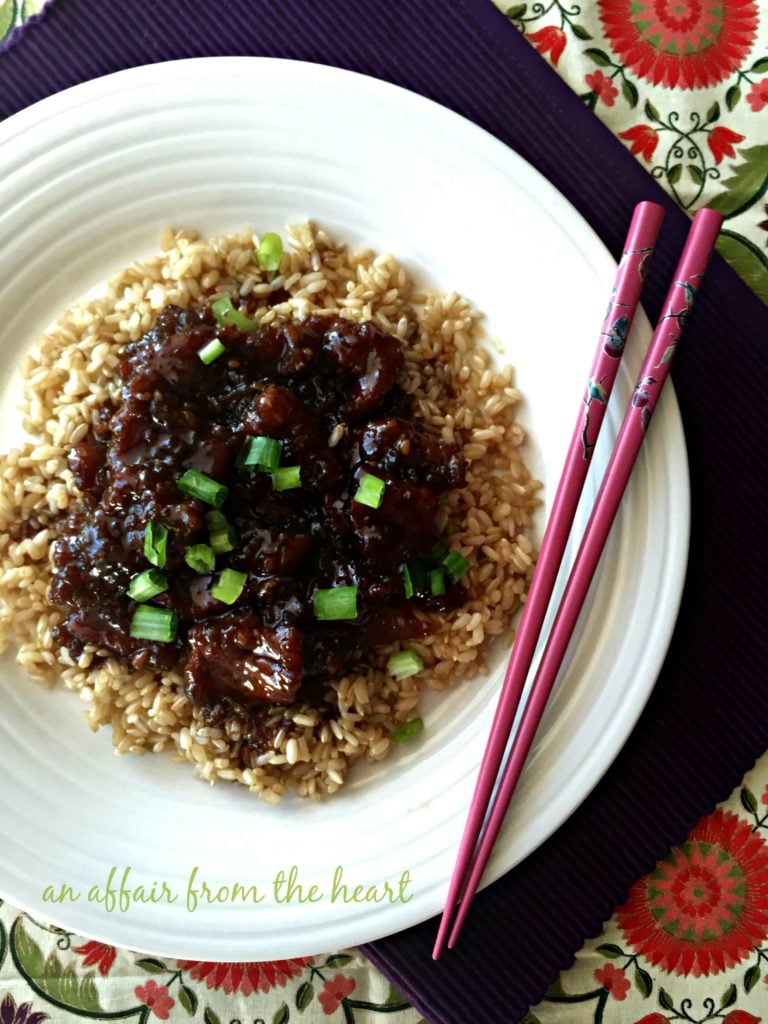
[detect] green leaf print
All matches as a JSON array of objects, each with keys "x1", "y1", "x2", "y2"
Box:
[
  {"x1": 595, "y1": 943, "x2": 623, "y2": 958},
  {"x1": 135, "y1": 957, "x2": 168, "y2": 973},
  {"x1": 505, "y1": 4, "x2": 527, "y2": 18},
  {"x1": 716, "y1": 231, "x2": 768, "y2": 305},
  {"x1": 750, "y1": 57, "x2": 768, "y2": 73},
  {"x1": 621, "y1": 78, "x2": 639, "y2": 108},
  {"x1": 635, "y1": 965, "x2": 653, "y2": 998},
  {"x1": 745, "y1": 963, "x2": 761, "y2": 992},
  {"x1": 295, "y1": 981, "x2": 314, "y2": 1011},
  {"x1": 720, "y1": 983, "x2": 737, "y2": 1008},
  {"x1": 273, "y1": 1003, "x2": 290, "y2": 1024},
  {"x1": 0, "y1": 0, "x2": 17, "y2": 41},
  {"x1": 585, "y1": 48, "x2": 612, "y2": 66},
  {"x1": 741, "y1": 786, "x2": 758, "y2": 814},
  {"x1": 571, "y1": 24, "x2": 593, "y2": 39},
  {"x1": 726, "y1": 84, "x2": 742, "y2": 110},
  {"x1": 204, "y1": 1008, "x2": 222, "y2": 1024},
  {"x1": 12, "y1": 921, "x2": 104, "y2": 1013},
  {"x1": 706, "y1": 146, "x2": 768, "y2": 219},
  {"x1": 325, "y1": 953, "x2": 354, "y2": 968},
  {"x1": 178, "y1": 984, "x2": 198, "y2": 1015}
]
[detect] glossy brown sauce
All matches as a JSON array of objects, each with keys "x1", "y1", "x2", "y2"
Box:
[{"x1": 51, "y1": 305, "x2": 467, "y2": 740}]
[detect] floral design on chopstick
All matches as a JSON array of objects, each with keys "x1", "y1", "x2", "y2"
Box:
[
  {"x1": 634, "y1": 273, "x2": 703, "y2": 433},
  {"x1": 580, "y1": 240, "x2": 657, "y2": 460}
]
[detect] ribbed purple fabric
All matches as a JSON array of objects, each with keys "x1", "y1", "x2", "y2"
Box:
[{"x1": 2, "y1": 1, "x2": 768, "y2": 1020}]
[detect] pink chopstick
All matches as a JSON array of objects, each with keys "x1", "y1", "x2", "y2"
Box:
[
  {"x1": 441, "y1": 206, "x2": 724, "y2": 953},
  {"x1": 431, "y1": 201, "x2": 665, "y2": 959}
]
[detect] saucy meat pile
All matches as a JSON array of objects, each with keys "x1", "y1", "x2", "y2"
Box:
[{"x1": 51, "y1": 304, "x2": 468, "y2": 725}]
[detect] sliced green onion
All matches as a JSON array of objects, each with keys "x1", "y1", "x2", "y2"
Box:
[
  {"x1": 211, "y1": 568, "x2": 247, "y2": 605},
  {"x1": 256, "y1": 232, "x2": 283, "y2": 274},
  {"x1": 443, "y1": 549, "x2": 470, "y2": 582},
  {"x1": 428, "y1": 541, "x2": 449, "y2": 565},
  {"x1": 273, "y1": 465, "x2": 302, "y2": 491},
  {"x1": 144, "y1": 521, "x2": 168, "y2": 569},
  {"x1": 127, "y1": 568, "x2": 168, "y2": 602},
  {"x1": 429, "y1": 568, "x2": 446, "y2": 596},
  {"x1": 239, "y1": 436, "x2": 282, "y2": 471},
  {"x1": 177, "y1": 469, "x2": 229, "y2": 508},
  {"x1": 211, "y1": 296, "x2": 259, "y2": 331},
  {"x1": 404, "y1": 563, "x2": 430, "y2": 600},
  {"x1": 403, "y1": 564, "x2": 415, "y2": 600},
  {"x1": 353, "y1": 473, "x2": 386, "y2": 509},
  {"x1": 392, "y1": 717, "x2": 424, "y2": 744},
  {"x1": 205, "y1": 510, "x2": 236, "y2": 554},
  {"x1": 197, "y1": 338, "x2": 226, "y2": 365},
  {"x1": 387, "y1": 650, "x2": 425, "y2": 680},
  {"x1": 184, "y1": 543, "x2": 216, "y2": 574},
  {"x1": 130, "y1": 605, "x2": 179, "y2": 643},
  {"x1": 313, "y1": 585, "x2": 359, "y2": 621}
]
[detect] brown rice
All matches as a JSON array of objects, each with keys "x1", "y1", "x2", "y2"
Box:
[{"x1": 0, "y1": 223, "x2": 541, "y2": 802}]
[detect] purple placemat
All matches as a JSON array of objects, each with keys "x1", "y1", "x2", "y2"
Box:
[{"x1": 2, "y1": 1, "x2": 768, "y2": 1020}]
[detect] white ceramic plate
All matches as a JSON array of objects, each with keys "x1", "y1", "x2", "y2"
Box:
[{"x1": 0, "y1": 58, "x2": 688, "y2": 960}]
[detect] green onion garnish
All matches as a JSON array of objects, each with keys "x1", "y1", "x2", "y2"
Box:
[
  {"x1": 392, "y1": 717, "x2": 424, "y2": 744},
  {"x1": 403, "y1": 561, "x2": 428, "y2": 598},
  {"x1": 129, "y1": 605, "x2": 179, "y2": 643},
  {"x1": 127, "y1": 568, "x2": 168, "y2": 603},
  {"x1": 387, "y1": 650, "x2": 425, "y2": 680},
  {"x1": 313, "y1": 585, "x2": 359, "y2": 621},
  {"x1": 403, "y1": 564, "x2": 415, "y2": 600},
  {"x1": 177, "y1": 469, "x2": 229, "y2": 508},
  {"x1": 240, "y1": 436, "x2": 282, "y2": 471},
  {"x1": 184, "y1": 543, "x2": 216, "y2": 574},
  {"x1": 353, "y1": 473, "x2": 386, "y2": 509},
  {"x1": 205, "y1": 510, "x2": 236, "y2": 554},
  {"x1": 197, "y1": 338, "x2": 226, "y2": 365},
  {"x1": 429, "y1": 568, "x2": 446, "y2": 596},
  {"x1": 211, "y1": 568, "x2": 247, "y2": 605},
  {"x1": 428, "y1": 541, "x2": 449, "y2": 565},
  {"x1": 211, "y1": 296, "x2": 259, "y2": 331},
  {"x1": 443, "y1": 549, "x2": 470, "y2": 582},
  {"x1": 256, "y1": 232, "x2": 283, "y2": 274},
  {"x1": 273, "y1": 465, "x2": 301, "y2": 491},
  {"x1": 144, "y1": 521, "x2": 168, "y2": 569}
]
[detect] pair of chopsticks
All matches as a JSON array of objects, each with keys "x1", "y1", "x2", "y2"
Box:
[{"x1": 433, "y1": 202, "x2": 724, "y2": 959}]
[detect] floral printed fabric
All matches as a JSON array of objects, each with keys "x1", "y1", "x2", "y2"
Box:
[
  {"x1": 0, "y1": 914, "x2": 423, "y2": 1024},
  {"x1": 493, "y1": 0, "x2": 768, "y2": 304},
  {"x1": 0, "y1": 0, "x2": 44, "y2": 44},
  {"x1": 526, "y1": 757, "x2": 768, "y2": 1022}
]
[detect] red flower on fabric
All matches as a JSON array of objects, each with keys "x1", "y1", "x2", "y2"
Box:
[
  {"x1": 528, "y1": 26, "x2": 567, "y2": 66},
  {"x1": 134, "y1": 981, "x2": 174, "y2": 1021},
  {"x1": 723, "y1": 1012, "x2": 762, "y2": 1024},
  {"x1": 598, "y1": 0, "x2": 759, "y2": 89},
  {"x1": 177, "y1": 957, "x2": 312, "y2": 996},
  {"x1": 585, "y1": 70, "x2": 620, "y2": 106},
  {"x1": 594, "y1": 962, "x2": 631, "y2": 999},
  {"x1": 617, "y1": 809, "x2": 768, "y2": 976},
  {"x1": 707, "y1": 125, "x2": 746, "y2": 164},
  {"x1": 747, "y1": 81, "x2": 768, "y2": 112},
  {"x1": 318, "y1": 974, "x2": 356, "y2": 1015},
  {"x1": 619, "y1": 125, "x2": 660, "y2": 162},
  {"x1": 72, "y1": 941, "x2": 116, "y2": 977},
  {"x1": 633, "y1": 1015, "x2": 672, "y2": 1024}
]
